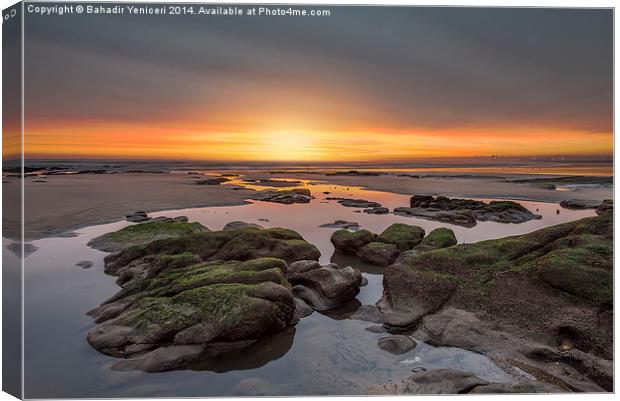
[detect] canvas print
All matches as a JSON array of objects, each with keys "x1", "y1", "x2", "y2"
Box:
[{"x1": 1, "y1": 2, "x2": 614, "y2": 398}]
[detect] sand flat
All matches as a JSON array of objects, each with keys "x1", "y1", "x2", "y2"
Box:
[{"x1": 3, "y1": 171, "x2": 612, "y2": 241}]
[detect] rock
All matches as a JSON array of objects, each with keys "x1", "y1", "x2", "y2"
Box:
[
  {"x1": 243, "y1": 178, "x2": 302, "y2": 187},
  {"x1": 174, "y1": 216, "x2": 188, "y2": 222},
  {"x1": 76, "y1": 260, "x2": 94, "y2": 269},
  {"x1": 330, "y1": 229, "x2": 375, "y2": 254},
  {"x1": 349, "y1": 304, "x2": 383, "y2": 323},
  {"x1": 378, "y1": 223, "x2": 425, "y2": 251},
  {"x1": 223, "y1": 221, "x2": 263, "y2": 231},
  {"x1": 394, "y1": 207, "x2": 477, "y2": 227},
  {"x1": 378, "y1": 266, "x2": 456, "y2": 330},
  {"x1": 288, "y1": 260, "x2": 321, "y2": 275},
  {"x1": 379, "y1": 213, "x2": 612, "y2": 389},
  {"x1": 360, "y1": 276, "x2": 368, "y2": 286},
  {"x1": 377, "y1": 335, "x2": 417, "y2": 354},
  {"x1": 368, "y1": 369, "x2": 488, "y2": 394},
  {"x1": 357, "y1": 242, "x2": 399, "y2": 266},
  {"x1": 195, "y1": 177, "x2": 229, "y2": 185},
  {"x1": 126, "y1": 211, "x2": 151, "y2": 223},
  {"x1": 363, "y1": 207, "x2": 389, "y2": 214},
  {"x1": 414, "y1": 227, "x2": 457, "y2": 252},
  {"x1": 250, "y1": 189, "x2": 312, "y2": 204},
  {"x1": 415, "y1": 308, "x2": 488, "y2": 351},
  {"x1": 398, "y1": 196, "x2": 542, "y2": 225},
  {"x1": 559, "y1": 199, "x2": 602, "y2": 210},
  {"x1": 326, "y1": 197, "x2": 382, "y2": 208},
  {"x1": 596, "y1": 199, "x2": 613, "y2": 215},
  {"x1": 87, "y1": 220, "x2": 210, "y2": 253},
  {"x1": 289, "y1": 264, "x2": 363, "y2": 311},
  {"x1": 294, "y1": 297, "x2": 314, "y2": 318},
  {"x1": 319, "y1": 220, "x2": 360, "y2": 230}
]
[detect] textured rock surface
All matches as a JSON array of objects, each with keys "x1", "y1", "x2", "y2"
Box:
[
  {"x1": 250, "y1": 188, "x2": 312, "y2": 204},
  {"x1": 86, "y1": 223, "x2": 327, "y2": 371},
  {"x1": 88, "y1": 220, "x2": 210, "y2": 252},
  {"x1": 379, "y1": 210, "x2": 613, "y2": 391},
  {"x1": 357, "y1": 242, "x2": 399, "y2": 266},
  {"x1": 394, "y1": 195, "x2": 541, "y2": 226}
]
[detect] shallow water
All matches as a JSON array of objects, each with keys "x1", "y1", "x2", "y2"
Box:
[{"x1": 17, "y1": 180, "x2": 596, "y2": 398}]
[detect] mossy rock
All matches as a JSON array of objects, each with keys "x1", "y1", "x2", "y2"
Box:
[
  {"x1": 88, "y1": 220, "x2": 210, "y2": 252},
  {"x1": 378, "y1": 223, "x2": 425, "y2": 251},
  {"x1": 381, "y1": 213, "x2": 613, "y2": 333},
  {"x1": 416, "y1": 228, "x2": 457, "y2": 252},
  {"x1": 357, "y1": 242, "x2": 399, "y2": 266},
  {"x1": 330, "y1": 229, "x2": 375, "y2": 254}
]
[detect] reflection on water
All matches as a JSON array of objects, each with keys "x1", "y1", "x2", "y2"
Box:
[{"x1": 21, "y1": 180, "x2": 596, "y2": 398}]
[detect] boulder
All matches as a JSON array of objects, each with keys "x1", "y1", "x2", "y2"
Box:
[
  {"x1": 330, "y1": 229, "x2": 375, "y2": 254},
  {"x1": 88, "y1": 220, "x2": 210, "y2": 253},
  {"x1": 414, "y1": 228, "x2": 457, "y2": 252},
  {"x1": 363, "y1": 207, "x2": 389, "y2": 214},
  {"x1": 289, "y1": 263, "x2": 363, "y2": 311},
  {"x1": 223, "y1": 221, "x2": 263, "y2": 231},
  {"x1": 378, "y1": 223, "x2": 425, "y2": 251},
  {"x1": 559, "y1": 199, "x2": 602, "y2": 210},
  {"x1": 250, "y1": 189, "x2": 312, "y2": 204},
  {"x1": 357, "y1": 242, "x2": 399, "y2": 266}
]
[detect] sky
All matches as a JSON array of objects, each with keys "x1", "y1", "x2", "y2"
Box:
[{"x1": 14, "y1": 6, "x2": 614, "y2": 162}]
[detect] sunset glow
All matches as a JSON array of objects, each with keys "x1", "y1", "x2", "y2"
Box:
[
  {"x1": 8, "y1": 7, "x2": 611, "y2": 162},
  {"x1": 19, "y1": 122, "x2": 612, "y2": 161}
]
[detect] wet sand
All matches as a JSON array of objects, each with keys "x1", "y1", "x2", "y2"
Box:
[
  {"x1": 4, "y1": 173, "x2": 254, "y2": 240},
  {"x1": 3, "y1": 171, "x2": 612, "y2": 241}
]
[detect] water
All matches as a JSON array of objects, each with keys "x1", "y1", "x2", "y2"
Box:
[{"x1": 16, "y1": 181, "x2": 596, "y2": 398}]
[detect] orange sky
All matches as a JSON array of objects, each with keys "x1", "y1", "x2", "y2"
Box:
[
  {"x1": 12, "y1": 120, "x2": 612, "y2": 161},
  {"x1": 11, "y1": 7, "x2": 612, "y2": 162}
]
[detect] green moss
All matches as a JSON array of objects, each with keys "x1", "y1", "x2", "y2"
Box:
[
  {"x1": 239, "y1": 257, "x2": 287, "y2": 272},
  {"x1": 264, "y1": 227, "x2": 303, "y2": 240},
  {"x1": 398, "y1": 213, "x2": 612, "y2": 304},
  {"x1": 88, "y1": 221, "x2": 209, "y2": 252},
  {"x1": 378, "y1": 223, "x2": 425, "y2": 251},
  {"x1": 418, "y1": 228, "x2": 457, "y2": 250}
]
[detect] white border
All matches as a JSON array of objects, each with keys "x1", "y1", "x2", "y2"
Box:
[{"x1": 0, "y1": 1, "x2": 617, "y2": 401}]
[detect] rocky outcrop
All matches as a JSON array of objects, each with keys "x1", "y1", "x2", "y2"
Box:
[
  {"x1": 319, "y1": 220, "x2": 360, "y2": 230},
  {"x1": 88, "y1": 219, "x2": 210, "y2": 253},
  {"x1": 394, "y1": 195, "x2": 541, "y2": 226},
  {"x1": 250, "y1": 188, "x2": 312, "y2": 204},
  {"x1": 368, "y1": 369, "x2": 558, "y2": 395},
  {"x1": 288, "y1": 262, "x2": 363, "y2": 311},
  {"x1": 326, "y1": 197, "x2": 382, "y2": 208},
  {"x1": 559, "y1": 199, "x2": 603, "y2": 210},
  {"x1": 331, "y1": 223, "x2": 456, "y2": 268},
  {"x1": 363, "y1": 207, "x2": 389, "y2": 214},
  {"x1": 86, "y1": 222, "x2": 367, "y2": 372},
  {"x1": 379, "y1": 209, "x2": 613, "y2": 391}
]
